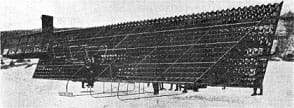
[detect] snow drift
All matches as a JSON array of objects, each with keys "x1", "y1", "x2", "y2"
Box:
[{"x1": 0, "y1": 59, "x2": 293, "y2": 108}]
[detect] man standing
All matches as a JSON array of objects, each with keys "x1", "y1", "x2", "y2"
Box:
[
  {"x1": 251, "y1": 70, "x2": 264, "y2": 96},
  {"x1": 159, "y1": 83, "x2": 165, "y2": 90},
  {"x1": 81, "y1": 58, "x2": 94, "y2": 88},
  {"x1": 251, "y1": 77, "x2": 263, "y2": 96},
  {"x1": 169, "y1": 83, "x2": 173, "y2": 90},
  {"x1": 175, "y1": 84, "x2": 181, "y2": 91},
  {"x1": 152, "y1": 82, "x2": 159, "y2": 95},
  {"x1": 182, "y1": 84, "x2": 188, "y2": 93},
  {"x1": 81, "y1": 56, "x2": 102, "y2": 88}
]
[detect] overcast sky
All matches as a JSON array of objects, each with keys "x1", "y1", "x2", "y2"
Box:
[{"x1": 0, "y1": 0, "x2": 293, "y2": 31}]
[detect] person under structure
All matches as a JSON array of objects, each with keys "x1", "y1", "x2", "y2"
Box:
[
  {"x1": 169, "y1": 83, "x2": 182, "y2": 91},
  {"x1": 159, "y1": 83, "x2": 165, "y2": 90},
  {"x1": 81, "y1": 45, "x2": 107, "y2": 88},
  {"x1": 182, "y1": 84, "x2": 188, "y2": 93},
  {"x1": 81, "y1": 57, "x2": 102, "y2": 88},
  {"x1": 153, "y1": 83, "x2": 168, "y2": 95},
  {"x1": 155, "y1": 83, "x2": 185, "y2": 94},
  {"x1": 251, "y1": 71, "x2": 263, "y2": 96},
  {"x1": 250, "y1": 44, "x2": 278, "y2": 96},
  {"x1": 152, "y1": 83, "x2": 160, "y2": 95}
]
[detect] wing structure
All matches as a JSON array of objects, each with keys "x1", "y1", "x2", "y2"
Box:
[{"x1": 1, "y1": 2, "x2": 283, "y2": 88}]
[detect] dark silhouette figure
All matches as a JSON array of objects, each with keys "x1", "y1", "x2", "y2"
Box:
[
  {"x1": 81, "y1": 64, "x2": 95, "y2": 88},
  {"x1": 81, "y1": 57, "x2": 102, "y2": 88},
  {"x1": 251, "y1": 72, "x2": 264, "y2": 96},
  {"x1": 9, "y1": 60, "x2": 15, "y2": 66},
  {"x1": 169, "y1": 84, "x2": 173, "y2": 90},
  {"x1": 192, "y1": 83, "x2": 199, "y2": 92},
  {"x1": 152, "y1": 83, "x2": 159, "y2": 95},
  {"x1": 193, "y1": 80, "x2": 205, "y2": 92},
  {"x1": 169, "y1": 83, "x2": 181, "y2": 91},
  {"x1": 175, "y1": 84, "x2": 181, "y2": 91},
  {"x1": 182, "y1": 84, "x2": 188, "y2": 93},
  {"x1": 159, "y1": 83, "x2": 165, "y2": 90}
]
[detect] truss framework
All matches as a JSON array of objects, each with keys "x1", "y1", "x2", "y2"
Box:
[{"x1": 1, "y1": 2, "x2": 283, "y2": 88}]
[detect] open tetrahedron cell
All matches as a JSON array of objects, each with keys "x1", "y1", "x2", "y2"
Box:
[{"x1": 28, "y1": 2, "x2": 283, "y2": 88}]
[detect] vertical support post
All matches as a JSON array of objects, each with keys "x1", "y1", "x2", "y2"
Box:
[
  {"x1": 111, "y1": 81, "x2": 113, "y2": 95},
  {"x1": 143, "y1": 83, "x2": 145, "y2": 93},
  {"x1": 138, "y1": 83, "x2": 141, "y2": 96},
  {"x1": 126, "y1": 83, "x2": 129, "y2": 95},
  {"x1": 103, "y1": 82, "x2": 105, "y2": 93}
]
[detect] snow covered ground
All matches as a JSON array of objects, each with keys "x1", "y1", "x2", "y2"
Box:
[{"x1": 0, "y1": 59, "x2": 293, "y2": 108}]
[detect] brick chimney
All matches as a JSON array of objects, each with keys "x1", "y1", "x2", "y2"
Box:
[{"x1": 41, "y1": 15, "x2": 53, "y2": 33}]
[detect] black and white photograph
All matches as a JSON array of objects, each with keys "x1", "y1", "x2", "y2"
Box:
[{"x1": 0, "y1": 0, "x2": 293, "y2": 108}]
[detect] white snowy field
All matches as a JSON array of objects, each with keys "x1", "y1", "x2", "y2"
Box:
[{"x1": 0, "y1": 59, "x2": 293, "y2": 108}]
